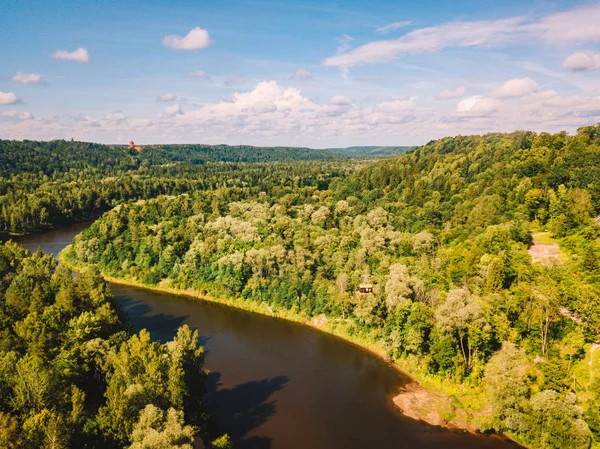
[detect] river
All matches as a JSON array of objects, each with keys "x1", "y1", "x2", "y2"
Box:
[{"x1": 15, "y1": 222, "x2": 520, "y2": 449}]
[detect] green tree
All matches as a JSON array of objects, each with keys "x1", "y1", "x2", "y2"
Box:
[
  {"x1": 128, "y1": 405, "x2": 194, "y2": 449},
  {"x1": 435, "y1": 288, "x2": 484, "y2": 370},
  {"x1": 483, "y1": 342, "x2": 530, "y2": 433}
]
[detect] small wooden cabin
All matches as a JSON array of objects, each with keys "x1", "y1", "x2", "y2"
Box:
[{"x1": 359, "y1": 274, "x2": 373, "y2": 294}]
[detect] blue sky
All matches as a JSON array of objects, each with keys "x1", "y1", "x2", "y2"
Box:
[{"x1": 1, "y1": 0, "x2": 599, "y2": 146}]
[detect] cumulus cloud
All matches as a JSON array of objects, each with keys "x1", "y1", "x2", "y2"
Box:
[
  {"x1": 51, "y1": 48, "x2": 89, "y2": 63},
  {"x1": 330, "y1": 95, "x2": 352, "y2": 106},
  {"x1": 187, "y1": 70, "x2": 210, "y2": 80},
  {"x1": 324, "y1": 4, "x2": 600, "y2": 68},
  {"x1": 2, "y1": 80, "x2": 598, "y2": 147},
  {"x1": 563, "y1": 51, "x2": 600, "y2": 71},
  {"x1": 456, "y1": 95, "x2": 501, "y2": 116},
  {"x1": 157, "y1": 92, "x2": 177, "y2": 102},
  {"x1": 436, "y1": 87, "x2": 465, "y2": 100},
  {"x1": 12, "y1": 72, "x2": 41, "y2": 84},
  {"x1": 491, "y1": 77, "x2": 538, "y2": 99},
  {"x1": 178, "y1": 81, "x2": 417, "y2": 137},
  {"x1": 376, "y1": 21, "x2": 412, "y2": 34},
  {"x1": 104, "y1": 111, "x2": 126, "y2": 123},
  {"x1": 0, "y1": 92, "x2": 19, "y2": 105},
  {"x1": 74, "y1": 114, "x2": 101, "y2": 127},
  {"x1": 290, "y1": 68, "x2": 314, "y2": 81},
  {"x1": 163, "y1": 104, "x2": 184, "y2": 117},
  {"x1": 162, "y1": 27, "x2": 211, "y2": 50}
]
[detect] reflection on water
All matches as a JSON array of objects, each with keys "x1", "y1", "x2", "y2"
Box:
[{"x1": 15, "y1": 223, "x2": 520, "y2": 449}]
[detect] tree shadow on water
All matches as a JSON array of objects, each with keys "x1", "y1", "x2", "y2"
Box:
[
  {"x1": 115, "y1": 298, "x2": 209, "y2": 348},
  {"x1": 205, "y1": 372, "x2": 289, "y2": 449}
]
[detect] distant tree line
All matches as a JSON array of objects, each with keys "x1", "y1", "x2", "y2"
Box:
[{"x1": 0, "y1": 139, "x2": 341, "y2": 178}]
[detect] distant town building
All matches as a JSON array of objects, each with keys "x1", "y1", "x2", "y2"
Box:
[{"x1": 129, "y1": 141, "x2": 144, "y2": 152}]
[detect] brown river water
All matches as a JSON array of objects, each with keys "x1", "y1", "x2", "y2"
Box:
[{"x1": 16, "y1": 221, "x2": 521, "y2": 449}]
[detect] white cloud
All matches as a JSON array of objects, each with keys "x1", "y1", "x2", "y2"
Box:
[
  {"x1": 73, "y1": 114, "x2": 101, "y2": 127},
  {"x1": 376, "y1": 96, "x2": 415, "y2": 113},
  {"x1": 51, "y1": 48, "x2": 89, "y2": 63},
  {"x1": 324, "y1": 4, "x2": 600, "y2": 68},
  {"x1": 104, "y1": 111, "x2": 126, "y2": 123},
  {"x1": 187, "y1": 70, "x2": 210, "y2": 80},
  {"x1": 456, "y1": 95, "x2": 501, "y2": 116},
  {"x1": 491, "y1": 77, "x2": 538, "y2": 99},
  {"x1": 179, "y1": 81, "x2": 417, "y2": 136},
  {"x1": 0, "y1": 110, "x2": 32, "y2": 121},
  {"x1": 290, "y1": 68, "x2": 314, "y2": 81},
  {"x1": 563, "y1": 51, "x2": 600, "y2": 71},
  {"x1": 164, "y1": 104, "x2": 184, "y2": 117},
  {"x1": 0, "y1": 92, "x2": 19, "y2": 105},
  {"x1": 157, "y1": 92, "x2": 177, "y2": 102},
  {"x1": 436, "y1": 87, "x2": 465, "y2": 100},
  {"x1": 330, "y1": 95, "x2": 352, "y2": 106},
  {"x1": 324, "y1": 17, "x2": 523, "y2": 67},
  {"x1": 376, "y1": 21, "x2": 412, "y2": 34},
  {"x1": 525, "y1": 5, "x2": 600, "y2": 43},
  {"x1": 2, "y1": 80, "x2": 598, "y2": 147},
  {"x1": 12, "y1": 72, "x2": 41, "y2": 84},
  {"x1": 162, "y1": 27, "x2": 211, "y2": 50}
]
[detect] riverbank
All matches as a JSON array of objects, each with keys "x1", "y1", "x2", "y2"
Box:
[{"x1": 59, "y1": 247, "x2": 498, "y2": 438}]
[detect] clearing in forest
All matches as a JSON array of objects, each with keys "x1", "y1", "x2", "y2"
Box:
[{"x1": 528, "y1": 232, "x2": 562, "y2": 266}]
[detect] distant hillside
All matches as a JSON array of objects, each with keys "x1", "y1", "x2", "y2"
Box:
[
  {"x1": 338, "y1": 125, "x2": 600, "y2": 234},
  {"x1": 0, "y1": 140, "x2": 342, "y2": 176},
  {"x1": 141, "y1": 143, "x2": 342, "y2": 166},
  {"x1": 326, "y1": 146, "x2": 414, "y2": 158}
]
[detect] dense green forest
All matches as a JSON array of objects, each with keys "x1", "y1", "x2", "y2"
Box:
[
  {"x1": 0, "y1": 241, "x2": 231, "y2": 449},
  {"x1": 0, "y1": 139, "x2": 353, "y2": 236},
  {"x1": 60, "y1": 124, "x2": 600, "y2": 448},
  {"x1": 0, "y1": 140, "x2": 341, "y2": 177},
  {"x1": 325, "y1": 145, "x2": 414, "y2": 158}
]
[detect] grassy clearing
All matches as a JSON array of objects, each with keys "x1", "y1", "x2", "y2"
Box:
[{"x1": 529, "y1": 232, "x2": 565, "y2": 265}]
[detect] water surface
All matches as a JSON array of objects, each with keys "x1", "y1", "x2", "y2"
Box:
[{"x1": 15, "y1": 223, "x2": 520, "y2": 449}]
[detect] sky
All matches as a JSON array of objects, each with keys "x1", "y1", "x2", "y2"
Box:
[{"x1": 1, "y1": 0, "x2": 600, "y2": 147}]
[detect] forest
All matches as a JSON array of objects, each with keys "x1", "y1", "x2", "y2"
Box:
[
  {"x1": 0, "y1": 242, "x2": 231, "y2": 449},
  {"x1": 3, "y1": 125, "x2": 600, "y2": 448},
  {"x1": 324, "y1": 145, "x2": 415, "y2": 158},
  {"x1": 56, "y1": 124, "x2": 600, "y2": 448},
  {"x1": 0, "y1": 139, "x2": 354, "y2": 236}
]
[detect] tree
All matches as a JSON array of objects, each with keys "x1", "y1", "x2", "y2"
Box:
[
  {"x1": 384, "y1": 264, "x2": 423, "y2": 312},
  {"x1": 435, "y1": 288, "x2": 484, "y2": 369},
  {"x1": 529, "y1": 390, "x2": 591, "y2": 449},
  {"x1": 0, "y1": 412, "x2": 21, "y2": 449},
  {"x1": 531, "y1": 281, "x2": 560, "y2": 357},
  {"x1": 128, "y1": 405, "x2": 194, "y2": 449},
  {"x1": 483, "y1": 342, "x2": 530, "y2": 433}
]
